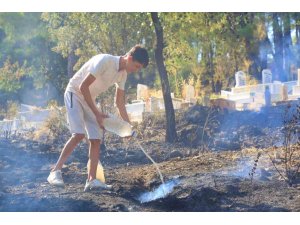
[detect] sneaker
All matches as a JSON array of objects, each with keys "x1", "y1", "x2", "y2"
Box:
[
  {"x1": 84, "y1": 179, "x2": 112, "y2": 192},
  {"x1": 47, "y1": 170, "x2": 65, "y2": 187}
]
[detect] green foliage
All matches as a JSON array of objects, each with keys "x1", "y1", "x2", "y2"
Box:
[
  {"x1": 0, "y1": 13, "x2": 68, "y2": 104},
  {"x1": 157, "y1": 13, "x2": 263, "y2": 96},
  {"x1": 41, "y1": 12, "x2": 154, "y2": 98},
  {"x1": 41, "y1": 12, "x2": 154, "y2": 69},
  {"x1": 1, "y1": 12, "x2": 300, "y2": 107},
  {"x1": 0, "y1": 58, "x2": 30, "y2": 93}
]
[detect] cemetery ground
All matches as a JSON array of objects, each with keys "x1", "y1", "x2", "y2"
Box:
[{"x1": 0, "y1": 105, "x2": 300, "y2": 212}]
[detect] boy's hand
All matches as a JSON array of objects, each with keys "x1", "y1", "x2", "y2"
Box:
[{"x1": 96, "y1": 112, "x2": 108, "y2": 130}]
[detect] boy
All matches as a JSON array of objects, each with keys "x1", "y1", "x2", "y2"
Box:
[{"x1": 47, "y1": 45, "x2": 149, "y2": 191}]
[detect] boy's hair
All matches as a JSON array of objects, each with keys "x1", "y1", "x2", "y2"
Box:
[{"x1": 127, "y1": 45, "x2": 149, "y2": 68}]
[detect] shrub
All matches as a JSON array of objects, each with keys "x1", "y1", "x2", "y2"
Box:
[
  {"x1": 6, "y1": 101, "x2": 19, "y2": 119},
  {"x1": 268, "y1": 103, "x2": 300, "y2": 187},
  {"x1": 35, "y1": 106, "x2": 69, "y2": 144}
]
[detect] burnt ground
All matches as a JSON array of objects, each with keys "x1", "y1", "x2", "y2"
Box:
[
  {"x1": 0, "y1": 134, "x2": 300, "y2": 212},
  {"x1": 1, "y1": 103, "x2": 300, "y2": 212}
]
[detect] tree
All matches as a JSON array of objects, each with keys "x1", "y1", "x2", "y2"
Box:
[
  {"x1": 42, "y1": 12, "x2": 157, "y2": 88},
  {"x1": 294, "y1": 13, "x2": 300, "y2": 67},
  {"x1": 151, "y1": 12, "x2": 177, "y2": 143},
  {"x1": 272, "y1": 13, "x2": 285, "y2": 81},
  {"x1": 0, "y1": 13, "x2": 68, "y2": 105},
  {"x1": 282, "y1": 13, "x2": 294, "y2": 81},
  {"x1": 2, "y1": 12, "x2": 300, "y2": 110},
  {"x1": 257, "y1": 13, "x2": 273, "y2": 73},
  {"x1": 0, "y1": 58, "x2": 29, "y2": 92}
]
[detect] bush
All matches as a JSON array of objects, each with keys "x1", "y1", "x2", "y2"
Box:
[
  {"x1": 34, "y1": 106, "x2": 69, "y2": 143},
  {"x1": 5, "y1": 101, "x2": 19, "y2": 119},
  {"x1": 47, "y1": 106, "x2": 69, "y2": 139},
  {"x1": 268, "y1": 103, "x2": 300, "y2": 187}
]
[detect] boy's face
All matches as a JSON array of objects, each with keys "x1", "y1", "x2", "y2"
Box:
[{"x1": 126, "y1": 56, "x2": 143, "y2": 73}]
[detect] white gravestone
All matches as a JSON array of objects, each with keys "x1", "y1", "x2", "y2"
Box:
[
  {"x1": 262, "y1": 69, "x2": 272, "y2": 84},
  {"x1": 137, "y1": 84, "x2": 149, "y2": 100},
  {"x1": 185, "y1": 84, "x2": 195, "y2": 102},
  {"x1": 235, "y1": 71, "x2": 246, "y2": 87}
]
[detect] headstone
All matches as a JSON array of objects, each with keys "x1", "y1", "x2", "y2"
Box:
[
  {"x1": 185, "y1": 84, "x2": 195, "y2": 102},
  {"x1": 137, "y1": 84, "x2": 149, "y2": 101},
  {"x1": 262, "y1": 69, "x2": 272, "y2": 84},
  {"x1": 235, "y1": 71, "x2": 246, "y2": 87},
  {"x1": 150, "y1": 97, "x2": 164, "y2": 112},
  {"x1": 293, "y1": 85, "x2": 300, "y2": 95},
  {"x1": 125, "y1": 101, "x2": 145, "y2": 123}
]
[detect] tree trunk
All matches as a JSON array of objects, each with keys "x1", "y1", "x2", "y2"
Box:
[
  {"x1": 151, "y1": 12, "x2": 177, "y2": 143},
  {"x1": 272, "y1": 13, "x2": 285, "y2": 81},
  {"x1": 243, "y1": 13, "x2": 258, "y2": 79},
  {"x1": 283, "y1": 13, "x2": 293, "y2": 81}
]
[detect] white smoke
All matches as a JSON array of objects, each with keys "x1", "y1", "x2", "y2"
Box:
[{"x1": 138, "y1": 178, "x2": 180, "y2": 203}]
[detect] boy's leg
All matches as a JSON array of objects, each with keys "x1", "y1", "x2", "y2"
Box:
[
  {"x1": 81, "y1": 100, "x2": 103, "y2": 181},
  {"x1": 84, "y1": 138, "x2": 112, "y2": 191},
  {"x1": 48, "y1": 134, "x2": 83, "y2": 187},
  {"x1": 79, "y1": 97, "x2": 113, "y2": 191},
  {"x1": 49, "y1": 91, "x2": 86, "y2": 179},
  {"x1": 52, "y1": 133, "x2": 85, "y2": 172},
  {"x1": 87, "y1": 139, "x2": 101, "y2": 181}
]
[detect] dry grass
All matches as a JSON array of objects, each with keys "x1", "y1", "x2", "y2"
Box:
[{"x1": 33, "y1": 106, "x2": 69, "y2": 144}]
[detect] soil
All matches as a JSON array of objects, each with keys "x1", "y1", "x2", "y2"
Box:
[{"x1": 0, "y1": 134, "x2": 299, "y2": 212}]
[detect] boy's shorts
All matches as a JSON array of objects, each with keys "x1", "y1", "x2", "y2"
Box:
[{"x1": 64, "y1": 91, "x2": 103, "y2": 140}]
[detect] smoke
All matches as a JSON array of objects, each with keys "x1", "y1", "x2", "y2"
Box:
[
  {"x1": 229, "y1": 157, "x2": 262, "y2": 178},
  {"x1": 217, "y1": 157, "x2": 273, "y2": 181},
  {"x1": 215, "y1": 107, "x2": 286, "y2": 146},
  {"x1": 261, "y1": 23, "x2": 299, "y2": 82},
  {"x1": 137, "y1": 178, "x2": 180, "y2": 203},
  {"x1": 19, "y1": 81, "x2": 62, "y2": 107}
]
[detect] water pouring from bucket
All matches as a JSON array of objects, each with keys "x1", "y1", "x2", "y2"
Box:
[{"x1": 102, "y1": 115, "x2": 169, "y2": 196}]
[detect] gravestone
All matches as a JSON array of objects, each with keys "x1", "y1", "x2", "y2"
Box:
[
  {"x1": 185, "y1": 84, "x2": 195, "y2": 102},
  {"x1": 235, "y1": 71, "x2": 246, "y2": 87},
  {"x1": 137, "y1": 84, "x2": 149, "y2": 101},
  {"x1": 262, "y1": 69, "x2": 272, "y2": 84}
]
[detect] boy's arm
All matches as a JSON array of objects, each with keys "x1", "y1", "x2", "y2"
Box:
[
  {"x1": 115, "y1": 88, "x2": 131, "y2": 124},
  {"x1": 79, "y1": 74, "x2": 107, "y2": 129}
]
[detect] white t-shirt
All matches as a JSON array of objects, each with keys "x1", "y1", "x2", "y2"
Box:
[{"x1": 66, "y1": 54, "x2": 127, "y2": 100}]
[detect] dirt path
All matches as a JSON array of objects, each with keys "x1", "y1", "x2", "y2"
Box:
[{"x1": 0, "y1": 138, "x2": 299, "y2": 212}]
